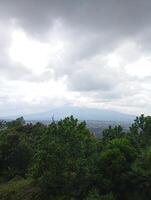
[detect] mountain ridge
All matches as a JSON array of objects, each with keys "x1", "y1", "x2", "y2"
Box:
[{"x1": 1, "y1": 106, "x2": 135, "y2": 122}]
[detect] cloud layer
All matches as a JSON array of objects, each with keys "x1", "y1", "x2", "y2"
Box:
[{"x1": 1, "y1": 0, "x2": 151, "y2": 116}]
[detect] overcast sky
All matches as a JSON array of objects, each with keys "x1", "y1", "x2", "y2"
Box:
[{"x1": 0, "y1": 0, "x2": 151, "y2": 116}]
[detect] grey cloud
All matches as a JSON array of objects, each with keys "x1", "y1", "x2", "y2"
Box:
[
  {"x1": 1, "y1": 0, "x2": 151, "y2": 61},
  {"x1": 68, "y1": 66, "x2": 118, "y2": 92},
  {"x1": 1, "y1": 1, "x2": 150, "y2": 30},
  {"x1": 1, "y1": 0, "x2": 151, "y2": 115},
  {"x1": 1, "y1": 0, "x2": 151, "y2": 41},
  {"x1": 0, "y1": 49, "x2": 33, "y2": 81},
  {"x1": 0, "y1": 58, "x2": 54, "y2": 82}
]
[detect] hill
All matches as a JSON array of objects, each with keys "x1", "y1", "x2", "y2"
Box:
[{"x1": 20, "y1": 106, "x2": 135, "y2": 121}]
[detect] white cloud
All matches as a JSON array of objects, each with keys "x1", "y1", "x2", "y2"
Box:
[
  {"x1": 9, "y1": 25, "x2": 67, "y2": 75},
  {"x1": 1, "y1": 1, "x2": 151, "y2": 116}
]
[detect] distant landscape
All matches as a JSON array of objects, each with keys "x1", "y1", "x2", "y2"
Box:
[
  {"x1": 1, "y1": 0, "x2": 151, "y2": 199},
  {"x1": 2, "y1": 106, "x2": 135, "y2": 122},
  {"x1": 25, "y1": 119, "x2": 131, "y2": 136},
  {"x1": 0, "y1": 106, "x2": 134, "y2": 136}
]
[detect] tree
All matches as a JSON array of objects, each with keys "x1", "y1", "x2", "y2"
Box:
[
  {"x1": 6, "y1": 117, "x2": 25, "y2": 130},
  {"x1": 98, "y1": 138, "x2": 137, "y2": 199},
  {"x1": 0, "y1": 131, "x2": 32, "y2": 180},
  {"x1": 31, "y1": 116, "x2": 97, "y2": 199},
  {"x1": 85, "y1": 190, "x2": 115, "y2": 200},
  {"x1": 102, "y1": 125, "x2": 125, "y2": 142},
  {"x1": 130, "y1": 115, "x2": 151, "y2": 147},
  {"x1": 0, "y1": 120, "x2": 6, "y2": 130},
  {"x1": 131, "y1": 146, "x2": 151, "y2": 199}
]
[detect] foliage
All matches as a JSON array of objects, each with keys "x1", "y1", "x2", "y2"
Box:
[
  {"x1": 1, "y1": 115, "x2": 151, "y2": 199},
  {"x1": 130, "y1": 114, "x2": 151, "y2": 147},
  {"x1": 102, "y1": 125, "x2": 125, "y2": 142},
  {"x1": 0, "y1": 132, "x2": 32, "y2": 180},
  {"x1": 31, "y1": 116, "x2": 97, "y2": 199},
  {"x1": 85, "y1": 190, "x2": 115, "y2": 200},
  {"x1": 0, "y1": 178, "x2": 39, "y2": 200}
]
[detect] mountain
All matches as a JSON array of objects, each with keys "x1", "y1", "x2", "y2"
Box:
[{"x1": 20, "y1": 106, "x2": 135, "y2": 121}]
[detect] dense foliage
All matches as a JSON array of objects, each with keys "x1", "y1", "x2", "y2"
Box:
[{"x1": 0, "y1": 114, "x2": 151, "y2": 199}]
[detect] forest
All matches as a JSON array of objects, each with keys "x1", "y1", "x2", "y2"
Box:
[{"x1": 0, "y1": 114, "x2": 151, "y2": 200}]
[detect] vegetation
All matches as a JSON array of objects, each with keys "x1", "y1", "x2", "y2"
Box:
[{"x1": 0, "y1": 114, "x2": 151, "y2": 199}]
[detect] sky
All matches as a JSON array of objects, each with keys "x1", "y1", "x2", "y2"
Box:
[{"x1": 0, "y1": 0, "x2": 151, "y2": 116}]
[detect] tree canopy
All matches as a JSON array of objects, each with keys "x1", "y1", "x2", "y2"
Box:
[{"x1": 1, "y1": 115, "x2": 151, "y2": 199}]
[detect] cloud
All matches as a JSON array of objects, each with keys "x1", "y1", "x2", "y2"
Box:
[
  {"x1": 0, "y1": 0, "x2": 151, "y2": 115},
  {"x1": 1, "y1": 1, "x2": 151, "y2": 35}
]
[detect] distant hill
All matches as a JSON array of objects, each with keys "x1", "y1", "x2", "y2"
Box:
[{"x1": 18, "y1": 106, "x2": 135, "y2": 122}]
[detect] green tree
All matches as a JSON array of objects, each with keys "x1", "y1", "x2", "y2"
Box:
[
  {"x1": 98, "y1": 138, "x2": 137, "y2": 199},
  {"x1": 6, "y1": 117, "x2": 25, "y2": 130},
  {"x1": 0, "y1": 132, "x2": 32, "y2": 180},
  {"x1": 31, "y1": 116, "x2": 97, "y2": 199},
  {"x1": 85, "y1": 190, "x2": 115, "y2": 200},
  {"x1": 0, "y1": 120, "x2": 6, "y2": 130},
  {"x1": 102, "y1": 125, "x2": 125, "y2": 142},
  {"x1": 130, "y1": 114, "x2": 151, "y2": 147},
  {"x1": 131, "y1": 146, "x2": 151, "y2": 199}
]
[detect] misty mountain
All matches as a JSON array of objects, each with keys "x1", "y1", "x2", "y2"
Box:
[{"x1": 21, "y1": 106, "x2": 135, "y2": 121}]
